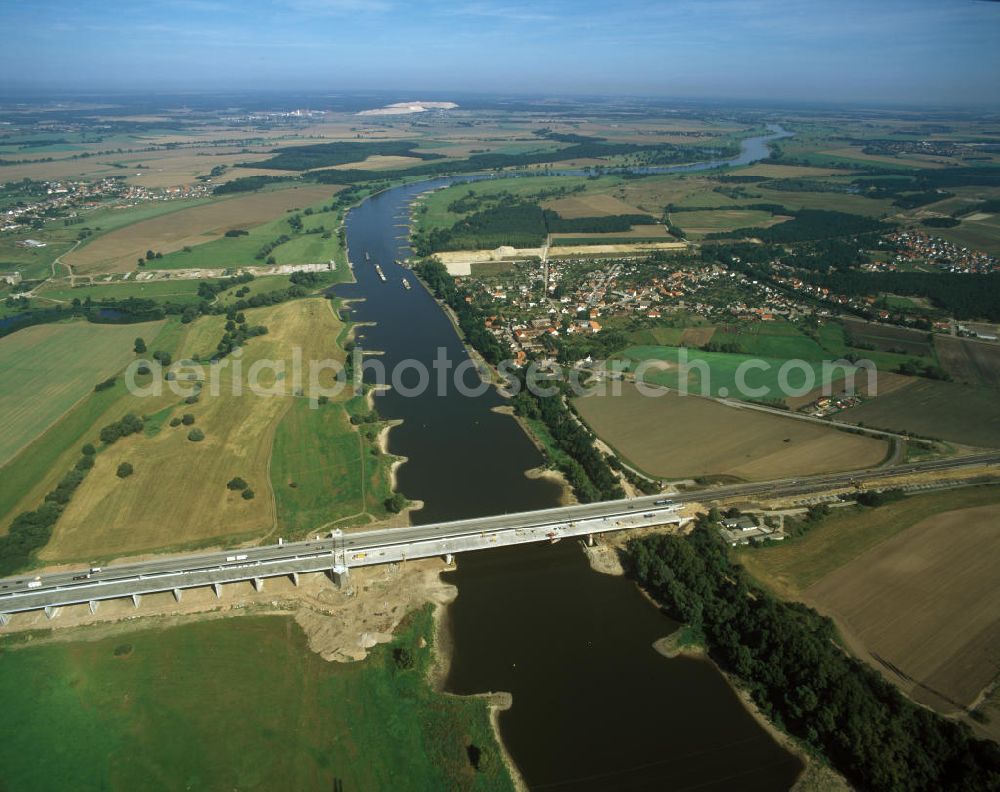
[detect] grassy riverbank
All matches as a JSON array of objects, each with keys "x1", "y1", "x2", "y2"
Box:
[{"x1": 0, "y1": 606, "x2": 515, "y2": 791}]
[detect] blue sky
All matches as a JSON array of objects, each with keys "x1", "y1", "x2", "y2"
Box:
[{"x1": 2, "y1": 0, "x2": 999, "y2": 105}]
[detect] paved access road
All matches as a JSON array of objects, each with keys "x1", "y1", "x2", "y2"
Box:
[{"x1": 1, "y1": 450, "x2": 997, "y2": 615}]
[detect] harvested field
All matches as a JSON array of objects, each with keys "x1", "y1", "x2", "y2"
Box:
[
  {"x1": 934, "y1": 335, "x2": 1000, "y2": 389},
  {"x1": 842, "y1": 318, "x2": 935, "y2": 357},
  {"x1": 543, "y1": 193, "x2": 648, "y2": 218},
  {"x1": 734, "y1": 163, "x2": 849, "y2": 178},
  {"x1": 839, "y1": 378, "x2": 1000, "y2": 447},
  {"x1": 807, "y1": 503, "x2": 1000, "y2": 711},
  {"x1": 673, "y1": 209, "x2": 792, "y2": 238},
  {"x1": 574, "y1": 383, "x2": 887, "y2": 480},
  {"x1": 0, "y1": 320, "x2": 164, "y2": 466},
  {"x1": 41, "y1": 299, "x2": 344, "y2": 561},
  {"x1": 550, "y1": 224, "x2": 668, "y2": 241},
  {"x1": 65, "y1": 185, "x2": 336, "y2": 274},
  {"x1": 678, "y1": 327, "x2": 716, "y2": 347},
  {"x1": 327, "y1": 154, "x2": 428, "y2": 171},
  {"x1": 821, "y1": 147, "x2": 946, "y2": 169}
]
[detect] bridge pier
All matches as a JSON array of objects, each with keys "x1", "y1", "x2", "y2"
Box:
[
  {"x1": 330, "y1": 565, "x2": 349, "y2": 588},
  {"x1": 0, "y1": 613, "x2": 10, "y2": 626},
  {"x1": 252, "y1": 577, "x2": 264, "y2": 593},
  {"x1": 44, "y1": 605, "x2": 59, "y2": 620},
  {"x1": 290, "y1": 572, "x2": 299, "y2": 587},
  {"x1": 131, "y1": 593, "x2": 141, "y2": 608},
  {"x1": 586, "y1": 533, "x2": 595, "y2": 547},
  {"x1": 172, "y1": 588, "x2": 182, "y2": 603},
  {"x1": 212, "y1": 582, "x2": 222, "y2": 598},
  {"x1": 443, "y1": 553, "x2": 454, "y2": 565},
  {"x1": 89, "y1": 600, "x2": 99, "y2": 614}
]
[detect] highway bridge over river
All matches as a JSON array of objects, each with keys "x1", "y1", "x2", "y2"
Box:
[{"x1": 2, "y1": 451, "x2": 998, "y2": 623}]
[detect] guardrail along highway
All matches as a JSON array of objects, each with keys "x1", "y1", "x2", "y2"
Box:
[{"x1": 1, "y1": 451, "x2": 997, "y2": 622}]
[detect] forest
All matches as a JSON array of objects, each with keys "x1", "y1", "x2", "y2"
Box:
[
  {"x1": 627, "y1": 524, "x2": 1000, "y2": 792},
  {"x1": 708, "y1": 208, "x2": 889, "y2": 243},
  {"x1": 247, "y1": 140, "x2": 443, "y2": 171},
  {"x1": 511, "y1": 380, "x2": 623, "y2": 503},
  {"x1": 413, "y1": 201, "x2": 657, "y2": 254},
  {"x1": 311, "y1": 138, "x2": 729, "y2": 186},
  {"x1": 412, "y1": 258, "x2": 505, "y2": 364},
  {"x1": 807, "y1": 270, "x2": 1000, "y2": 321}
]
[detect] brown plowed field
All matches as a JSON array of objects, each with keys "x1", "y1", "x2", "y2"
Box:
[{"x1": 807, "y1": 504, "x2": 1000, "y2": 711}]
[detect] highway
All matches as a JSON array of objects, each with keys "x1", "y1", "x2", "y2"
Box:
[{"x1": 1, "y1": 450, "x2": 997, "y2": 618}]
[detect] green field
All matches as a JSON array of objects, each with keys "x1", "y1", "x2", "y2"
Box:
[
  {"x1": 0, "y1": 196, "x2": 215, "y2": 281},
  {"x1": 36, "y1": 278, "x2": 206, "y2": 305},
  {"x1": 620, "y1": 344, "x2": 837, "y2": 401},
  {"x1": 270, "y1": 398, "x2": 377, "y2": 535},
  {"x1": 0, "y1": 319, "x2": 165, "y2": 465},
  {"x1": 414, "y1": 175, "x2": 622, "y2": 234},
  {"x1": 0, "y1": 609, "x2": 514, "y2": 792},
  {"x1": 153, "y1": 200, "x2": 345, "y2": 270},
  {"x1": 0, "y1": 318, "x2": 192, "y2": 534}
]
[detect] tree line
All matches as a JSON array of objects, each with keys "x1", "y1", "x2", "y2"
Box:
[{"x1": 627, "y1": 524, "x2": 1000, "y2": 791}]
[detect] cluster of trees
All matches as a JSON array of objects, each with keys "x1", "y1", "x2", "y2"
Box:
[
  {"x1": 807, "y1": 270, "x2": 1000, "y2": 322},
  {"x1": 709, "y1": 209, "x2": 889, "y2": 244},
  {"x1": 413, "y1": 258, "x2": 505, "y2": 364},
  {"x1": 255, "y1": 233, "x2": 292, "y2": 263},
  {"x1": 898, "y1": 359, "x2": 950, "y2": 380},
  {"x1": 198, "y1": 273, "x2": 235, "y2": 299},
  {"x1": 248, "y1": 140, "x2": 443, "y2": 171},
  {"x1": 0, "y1": 444, "x2": 99, "y2": 573},
  {"x1": 224, "y1": 228, "x2": 248, "y2": 237},
  {"x1": 99, "y1": 413, "x2": 144, "y2": 445},
  {"x1": 512, "y1": 381, "x2": 622, "y2": 503},
  {"x1": 414, "y1": 200, "x2": 655, "y2": 255},
  {"x1": 215, "y1": 311, "x2": 267, "y2": 358},
  {"x1": 310, "y1": 137, "x2": 727, "y2": 186},
  {"x1": 922, "y1": 217, "x2": 961, "y2": 228},
  {"x1": 627, "y1": 525, "x2": 1000, "y2": 791},
  {"x1": 289, "y1": 270, "x2": 325, "y2": 287},
  {"x1": 554, "y1": 330, "x2": 629, "y2": 364},
  {"x1": 93, "y1": 376, "x2": 116, "y2": 392},
  {"x1": 783, "y1": 237, "x2": 871, "y2": 273},
  {"x1": 213, "y1": 175, "x2": 294, "y2": 195}
]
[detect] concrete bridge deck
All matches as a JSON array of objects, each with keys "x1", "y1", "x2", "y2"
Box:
[{"x1": 2, "y1": 450, "x2": 997, "y2": 622}]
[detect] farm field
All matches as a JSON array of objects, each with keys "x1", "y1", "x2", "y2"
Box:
[
  {"x1": 842, "y1": 318, "x2": 935, "y2": 358},
  {"x1": 0, "y1": 610, "x2": 513, "y2": 792},
  {"x1": 573, "y1": 383, "x2": 887, "y2": 480},
  {"x1": 839, "y1": 378, "x2": 1000, "y2": 447},
  {"x1": 40, "y1": 298, "x2": 346, "y2": 562},
  {"x1": 669, "y1": 209, "x2": 791, "y2": 238},
  {"x1": 270, "y1": 393, "x2": 397, "y2": 536},
  {"x1": 934, "y1": 335, "x2": 1000, "y2": 389},
  {"x1": 936, "y1": 213, "x2": 1000, "y2": 255},
  {"x1": 36, "y1": 277, "x2": 206, "y2": 305},
  {"x1": 152, "y1": 197, "x2": 347, "y2": 271},
  {"x1": 542, "y1": 193, "x2": 648, "y2": 218},
  {"x1": 64, "y1": 185, "x2": 337, "y2": 274},
  {"x1": 820, "y1": 146, "x2": 950, "y2": 169},
  {"x1": 0, "y1": 319, "x2": 165, "y2": 466},
  {"x1": 619, "y1": 344, "x2": 853, "y2": 403},
  {"x1": 807, "y1": 503, "x2": 1000, "y2": 713},
  {"x1": 0, "y1": 321, "x2": 190, "y2": 533}
]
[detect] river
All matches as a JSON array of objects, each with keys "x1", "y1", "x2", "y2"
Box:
[{"x1": 336, "y1": 127, "x2": 804, "y2": 790}]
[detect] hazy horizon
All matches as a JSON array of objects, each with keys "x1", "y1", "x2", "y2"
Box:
[{"x1": 3, "y1": 0, "x2": 999, "y2": 107}]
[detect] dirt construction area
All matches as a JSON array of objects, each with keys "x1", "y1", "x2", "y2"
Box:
[
  {"x1": 807, "y1": 504, "x2": 1000, "y2": 714},
  {"x1": 65, "y1": 185, "x2": 335, "y2": 274},
  {"x1": 1, "y1": 557, "x2": 455, "y2": 664},
  {"x1": 573, "y1": 383, "x2": 887, "y2": 480}
]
